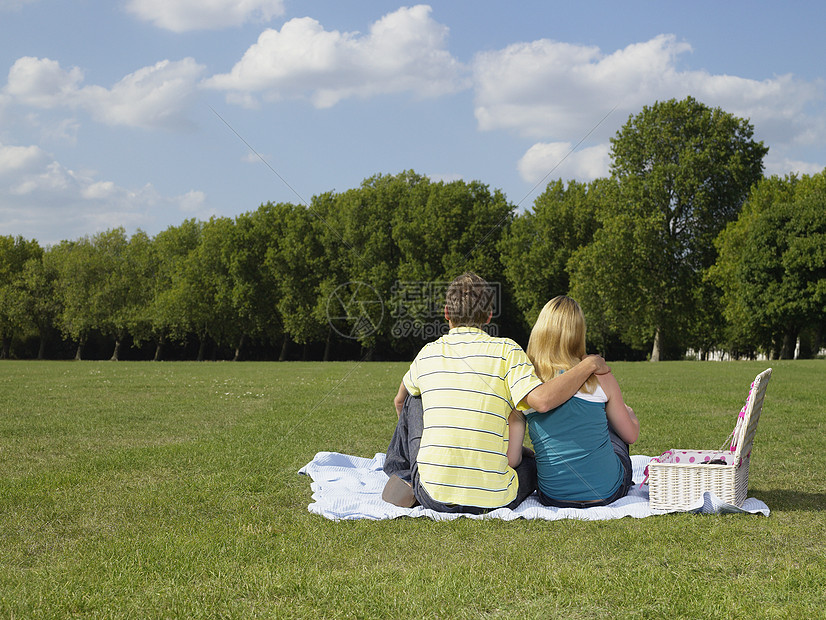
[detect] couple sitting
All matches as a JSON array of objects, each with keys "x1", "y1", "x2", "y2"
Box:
[{"x1": 383, "y1": 272, "x2": 640, "y2": 513}]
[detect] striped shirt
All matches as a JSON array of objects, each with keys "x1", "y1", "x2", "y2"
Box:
[{"x1": 403, "y1": 327, "x2": 543, "y2": 508}]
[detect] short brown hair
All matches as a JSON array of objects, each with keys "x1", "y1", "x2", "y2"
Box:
[{"x1": 445, "y1": 272, "x2": 493, "y2": 327}]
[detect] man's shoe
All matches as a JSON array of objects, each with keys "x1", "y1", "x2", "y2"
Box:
[{"x1": 382, "y1": 474, "x2": 417, "y2": 507}]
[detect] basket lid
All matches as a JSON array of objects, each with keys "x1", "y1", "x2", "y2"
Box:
[{"x1": 726, "y1": 368, "x2": 772, "y2": 464}]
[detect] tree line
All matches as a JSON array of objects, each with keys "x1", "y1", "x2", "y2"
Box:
[{"x1": 1, "y1": 97, "x2": 824, "y2": 361}]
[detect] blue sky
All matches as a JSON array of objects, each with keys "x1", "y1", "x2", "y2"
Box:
[{"x1": 1, "y1": 0, "x2": 825, "y2": 245}]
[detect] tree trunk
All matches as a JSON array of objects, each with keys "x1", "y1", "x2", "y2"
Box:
[
  {"x1": 75, "y1": 342, "x2": 83, "y2": 361},
  {"x1": 780, "y1": 330, "x2": 796, "y2": 359},
  {"x1": 650, "y1": 328, "x2": 661, "y2": 362},
  {"x1": 37, "y1": 332, "x2": 47, "y2": 360},
  {"x1": 279, "y1": 336, "x2": 289, "y2": 361},
  {"x1": 323, "y1": 329, "x2": 332, "y2": 362},
  {"x1": 153, "y1": 335, "x2": 165, "y2": 362},
  {"x1": 197, "y1": 334, "x2": 207, "y2": 362},
  {"x1": 233, "y1": 333, "x2": 246, "y2": 361},
  {"x1": 110, "y1": 339, "x2": 122, "y2": 361}
]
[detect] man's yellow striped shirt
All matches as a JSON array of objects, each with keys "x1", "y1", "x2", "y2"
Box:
[{"x1": 403, "y1": 327, "x2": 543, "y2": 508}]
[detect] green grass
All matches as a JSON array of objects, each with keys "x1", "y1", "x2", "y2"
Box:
[{"x1": 1, "y1": 360, "x2": 824, "y2": 618}]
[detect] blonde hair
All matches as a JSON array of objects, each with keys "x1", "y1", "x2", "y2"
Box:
[{"x1": 526, "y1": 295, "x2": 597, "y2": 393}]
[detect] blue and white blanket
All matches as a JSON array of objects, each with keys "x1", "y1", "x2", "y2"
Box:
[{"x1": 298, "y1": 452, "x2": 770, "y2": 521}]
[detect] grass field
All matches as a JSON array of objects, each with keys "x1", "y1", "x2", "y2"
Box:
[{"x1": 1, "y1": 359, "x2": 824, "y2": 618}]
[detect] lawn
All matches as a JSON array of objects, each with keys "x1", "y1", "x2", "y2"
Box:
[{"x1": 1, "y1": 360, "x2": 824, "y2": 618}]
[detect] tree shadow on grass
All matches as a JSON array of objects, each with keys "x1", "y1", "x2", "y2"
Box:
[{"x1": 750, "y1": 488, "x2": 826, "y2": 512}]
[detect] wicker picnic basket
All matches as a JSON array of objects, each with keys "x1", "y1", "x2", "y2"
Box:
[{"x1": 647, "y1": 368, "x2": 772, "y2": 510}]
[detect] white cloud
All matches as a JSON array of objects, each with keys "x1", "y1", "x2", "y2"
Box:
[
  {"x1": 38, "y1": 117, "x2": 81, "y2": 145},
  {"x1": 473, "y1": 35, "x2": 689, "y2": 139},
  {"x1": 475, "y1": 34, "x2": 826, "y2": 181},
  {"x1": 763, "y1": 153, "x2": 825, "y2": 178},
  {"x1": 5, "y1": 56, "x2": 85, "y2": 108},
  {"x1": 81, "y1": 180, "x2": 116, "y2": 200},
  {"x1": 205, "y1": 5, "x2": 468, "y2": 108},
  {"x1": 83, "y1": 59, "x2": 205, "y2": 129},
  {"x1": 126, "y1": 0, "x2": 285, "y2": 32},
  {"x1": 4, "y1": 56, "x2": 205, "y2": 129},
  {"x1": 0, "y1": 145, "x2": 210, "y2": 244},
  {"x1": 178, "y1": 189, "x2": 206, "y2": 212},
  {"x1": 0, "y1": 142, "x2": 49, "y2": 175},
  {"x1": 518, "y1": 142, "x2": 611, "y2": 185}
]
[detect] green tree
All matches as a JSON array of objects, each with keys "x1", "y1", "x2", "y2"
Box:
[
  {"x1": 316, "y1": 174, "x2": 417, "y2": 358},
  {"x1": 262, "y1": 202, "x2": 326, "y2": 359},
  {"x1": 50, "y1": 238, "x2": 98, "y2": 359},
  {"x1": 706, "y1": 175, "x2": 796, "y2": 357},
  {"x1": 180, "y1": 217, "x2": 237, "y2": 361},
  {"x1": 392, "y1": 177, "x2": 516, "y2": 348},
  {"x1": 305, "y1": 191, "x2": 356, "y2": 360},
  {"x1": 231, "y1": 206, "x2": 287, "y2": 360},
  {"x1": 393, "y1": 178, "x2": 510, "y2": 281},
  {"x1": 712, "y1": 171, "x2": 826, "y2": 358},
  {"x1": 569, "y1": 205, "x2": 660, "y2": 357},
  {"x1": 499, "y1": 179, "x2": 604, "y2": 329},
  {"x1": 85, "y1": 229, "x2": 147, "y2": 361},
  {"x1": 116, "y1": 230, "x2": 159, "y2": 359},
  {"x1": 574, "y1": 97, "x2": 768, "y2": 360},
  {"x1": 50, "y1": 229, "x2": 145, "y2": 360},
  {"x1": 19, "y1": 251, "x2": 61, "y2": 359},
  {"x1": 149, "y1": 219, "x2": 203, "y2": 360},
  {"x1": 0, "y1": 235, "x2": 43, "y2": 358}
]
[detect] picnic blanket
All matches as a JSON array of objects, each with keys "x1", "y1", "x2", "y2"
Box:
[{"x1": 298, "y1": 452, "x2": 770, "y2": 521}]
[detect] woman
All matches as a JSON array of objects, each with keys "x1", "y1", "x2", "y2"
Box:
[{"x1": 507, "y1": 296, "x2": 639, "y2": 508}]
